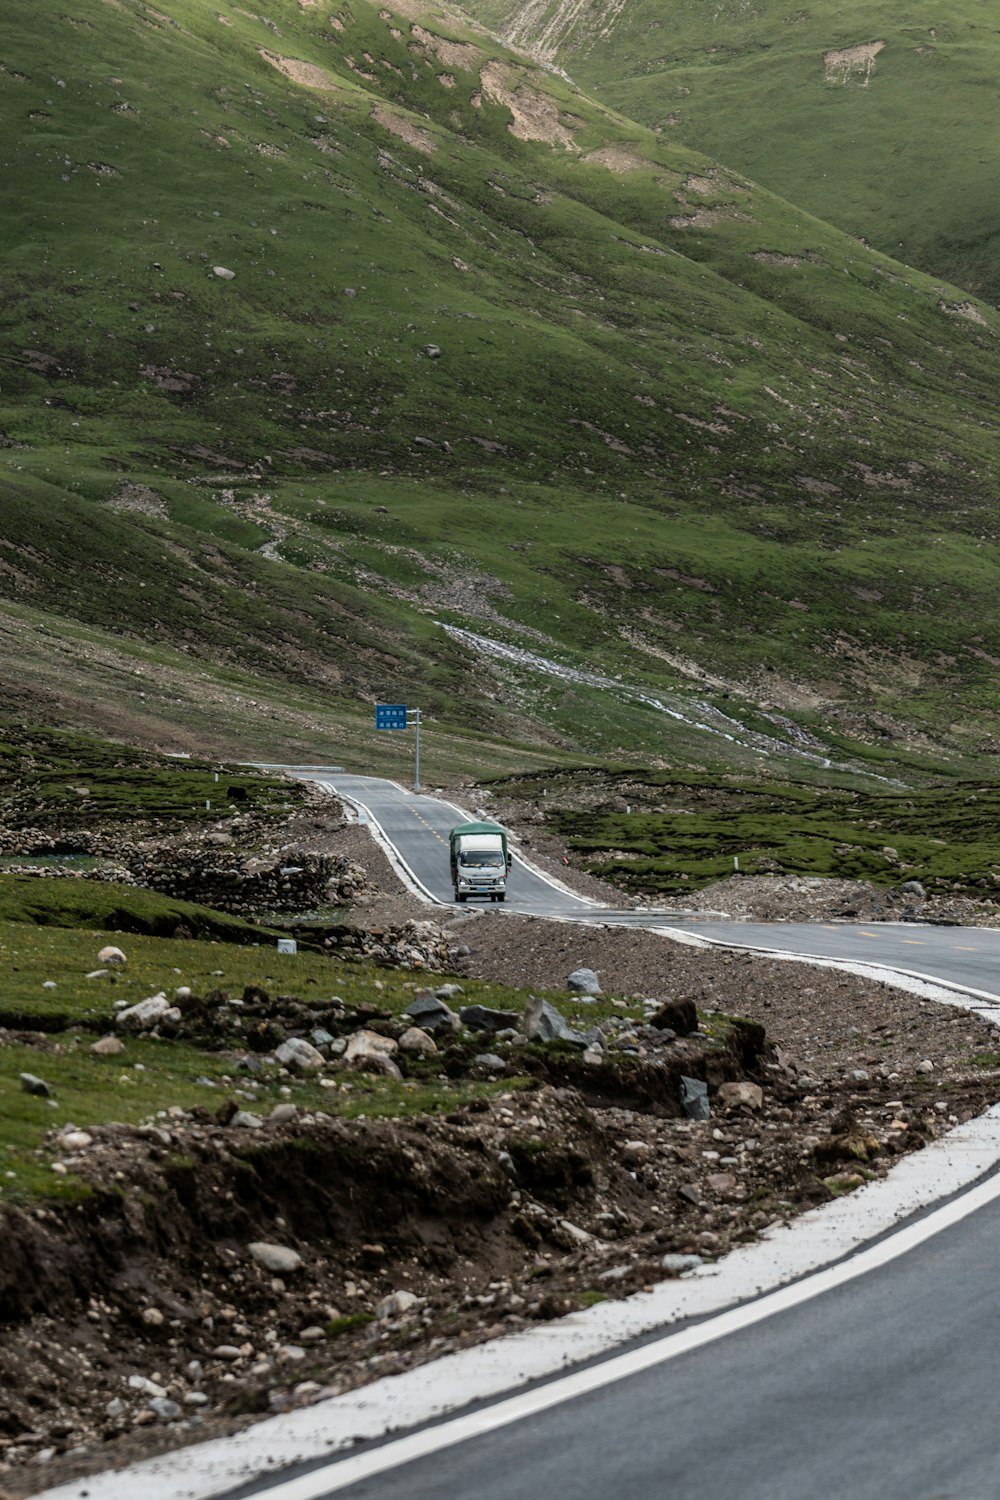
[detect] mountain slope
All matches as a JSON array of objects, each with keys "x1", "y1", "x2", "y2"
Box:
[
  {"x1": 465, "y1": 0, "x2": 1000, "y2": 304},
  {"x1": 2, "y1": 0, "x2": 1000, "y2": 774}
]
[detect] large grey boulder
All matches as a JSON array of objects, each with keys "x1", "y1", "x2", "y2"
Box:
[
  {"x1": 523, "y1": 996, "x2": 587, "y2": 1046},
  {"x1": 460, "y1": 1005, "x2": 519, "y2": 1033},
  {"x1": 716, "y1": 1080, "x2": 763, "y2": 1111},
  {"x1": 344, "y1": 1029, "x2": 397, "y2": 1062},
  {"x1": 404, "y1": 993, "x2": 459, "y2": 1033},
  {"x1": 679, "y1": 1075, "x2": 711, "y2": 1121},
  {"x1": 116, "y1": 994, "x2": 181, "y2": 1030},
  {"x1": 398, "y1": 1027, "x2": 437, "y2": 1055},
  {"x1": 566, "y1": 967, "x2": 602, "y2": 996},
  {"x1": 275, "y1": 1038, "x2": 325, "y2": 1072}
]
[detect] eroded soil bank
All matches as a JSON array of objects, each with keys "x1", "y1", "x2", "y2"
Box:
[{"x1": 3, "y1": 811, "x2": 1000, "y2": 1497}]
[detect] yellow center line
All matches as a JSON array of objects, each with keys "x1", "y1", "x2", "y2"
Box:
[
  {"x1": 952, "y1": 945, "x2": 979, "y2": 951},
  {"x1": 901, "y1": 939, "x2": 926, "y2": 946}
]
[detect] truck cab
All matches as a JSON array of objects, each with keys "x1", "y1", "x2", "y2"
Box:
[{"x1": 449, "y1": 822, "x2": 511, "y2": 903}]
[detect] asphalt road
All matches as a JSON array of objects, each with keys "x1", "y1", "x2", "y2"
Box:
[
  {"x1": 304, "y1": 773, "x2": 1000, "y2": 1005},
  {"x1": 243, "y1": 771, "x2": 1000, "y2": 1500},
  {"x1": 317, "y1": 1191, "x2": 1000, "y2": 1500}
]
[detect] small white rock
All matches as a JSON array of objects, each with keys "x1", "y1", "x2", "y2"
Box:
[{"x1": 248, "y1": 1241, "x2": 303, "y2": 1274}]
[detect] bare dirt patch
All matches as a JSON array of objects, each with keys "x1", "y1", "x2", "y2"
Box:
[
  {"x1": 751, "y1": 250, "x2": 805, "y2": 268},
  {"x1": 581, "y1": 144, "x2": 649, "y2": 173},
  {"x1": 103, "y1": 484, "x2": 169, "y2": 519},
  {"x1": 941, "y1": 300, "x2": 990, "y2": 328},
  {"x1": 410, "y1": 24, "x2": 482, "y2": 71},
  {"x1": 371, "y1": 103, "x2": 437, "y2": 154},
  {"x1": 257, "y1": 49, "x2": 346, "y2": 95},
  {"x1": 479, "y1": 61, "x2": 577, "y2": 149},
  {"x1": 823, "y1": 40, "x2": 885, "y2": 85},
  {"x1": 667, "y1": 206, "x2": 754, "y2": 229}
]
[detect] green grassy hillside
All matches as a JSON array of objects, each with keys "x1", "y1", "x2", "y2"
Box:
[
  {"x1": 3, "y1": 0, "x2": 1000, "y2": 777},
  {"x1": 467, "y1": 0, "x2": 1000, "y2": 304}
]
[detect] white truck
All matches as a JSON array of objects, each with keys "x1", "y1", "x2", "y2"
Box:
[{"x1": 449, "y1": 821, "x2": 511, "y2": 903}]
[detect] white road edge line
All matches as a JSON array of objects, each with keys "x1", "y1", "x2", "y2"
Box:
[
  {"x1": 37, "y1": 1100, "x2": 1000, "y2": 1500},
  {"x1": 37, "y1": 778, "x2": 1000, "y2": 1500},
  {"x1": 318, "y1": 777, "x2": 603, "y2": 908},
  {"x1": 207, "y1": 1142, "x2": 1000, "y2": 1500}
]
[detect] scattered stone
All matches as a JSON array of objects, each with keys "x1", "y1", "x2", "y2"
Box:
[
  {"x1": 679, "y1": 1075, "x2": 710, "y2": 1121},
  {"x1": 566, "y1": 967, "x2": 601, "y2": 996},
  {"x1": 268, "y1": 1103, "x2": 298, "y2": 1124},
  {"x1": 523, "y1": 996, "x2": 586, "y2": 1045},
  {"x1": 404, "y1": 994, "x2": 459, "y2": 1033},
  {"x1": 248, "y1": 1242, "x2": 303, "y2": 1274},
  {"x1": 128, "y1": 1376, "x2": 167, "y2": 1397},
  {"x1": 460, "y1": 1004, "x2": 519, "y2": 1033},
  {"x1": 916, "y1": 1059, "x2": 935, "y2": 1074},
  {"x1": 474, "y1": 1053, "x2": 506, "y2": 1072},
  {"x1": 116, "y1": 994, "x2": 181, "y2": 1030},
  {"x1": 91, "y1": 1035, "x2": 125, "y2": 1057},
  {"x1": 344, "y1": 1029, "x2": 397, "y2": 1062},
  {"x1": 707, "y1": 1172, "x2": 737, "y2": 1193},
  {"x1": 716, "y1": 1081, "x2": 764, "y2": 1112},
  {"x1": 398, "y1": 1027, "x2": 437, "y2": 1055},
  {"x1": 149, "y1": 1397, "x2": 181, "y2": 1421},
  {"x1": 57, "y1": 1130, "x2": 92, "y2": 1151},
  {"x1": 376, "y1": 1289, "x2": 422, "y2": 1319},
  {"x1": 648, "y1": 998, "x2": 698, "y2": 1035},
  {"x1": 661, "y1": 1253, "x2": 704, "y2": 1274},
  {"x1": 97, "y1": 946, "x2": 127, "y2": 965},
  {"x1": 230, "y1": 1111, "x2": 264, "y2": 1129},
  {"x1": 621, "y1": 1140, "x2": 652, "y2": 1166},
  {"x1": 212, "y1": 265, "x2": 236, "y2": 279},
  {"x1": 274, "y1": 1038, "x2": 325, "y2": 1072},
  {"x1": 142, "y1": 1307, "x2": 165, "y2": 1327},
  {"x1": 20, "y1": 1074, "x2": 51, "y2": 1099}
]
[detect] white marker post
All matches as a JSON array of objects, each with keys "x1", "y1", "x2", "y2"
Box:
[{"x1": 412, "y1": 707, "x2": 422, "y2": 791}]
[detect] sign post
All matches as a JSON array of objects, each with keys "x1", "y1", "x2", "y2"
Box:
[{"x1": 375, "y1": 703, "x2": 422, "y2": 790}]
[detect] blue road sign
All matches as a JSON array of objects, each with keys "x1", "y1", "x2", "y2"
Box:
[{"x1": 376, "y1": 703, "x2": 408, "y2": 730}]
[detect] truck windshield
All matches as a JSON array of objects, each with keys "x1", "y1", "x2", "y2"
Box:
[{"x1": 460, "y1": 852, "x2": 504, "y2": 868}]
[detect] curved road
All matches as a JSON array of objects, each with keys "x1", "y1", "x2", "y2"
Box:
[
  {"x1": 300, "y1": 772, "x2": 1000, "y2": 1014},
  {"x1": 260, "y1": 770, "x2": 1000, "y2": 1500},
  {"x1": 42, "y1": 772, "x2": 1000, "y2": 1500}
]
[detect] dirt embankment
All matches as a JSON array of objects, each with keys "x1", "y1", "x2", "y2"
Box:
[{"x1": 3, "y1": 803, "x2": 1000, "y2": 1496}]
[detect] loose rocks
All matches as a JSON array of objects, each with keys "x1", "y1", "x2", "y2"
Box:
[{"x1": 248, "y1": 1243, "x2": 303, "y2": 1274}]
